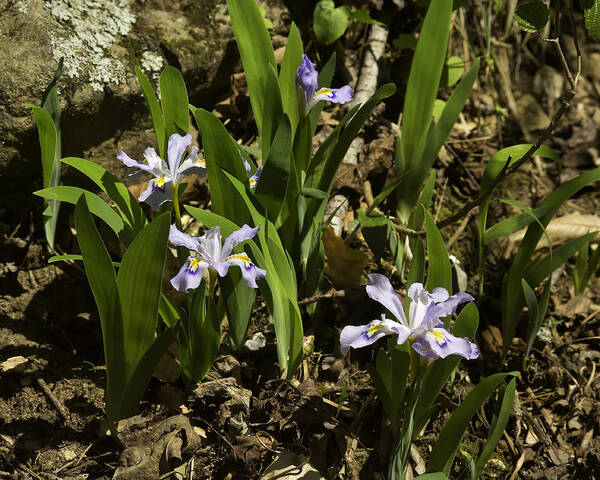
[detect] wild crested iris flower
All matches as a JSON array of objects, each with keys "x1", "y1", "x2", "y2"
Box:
[
  {"x1": 296, "y1": 54, "x2": 353, "y2": 113},
  {"x1": 240, "y1": 150, "x2": 262, "y2": 189},
  {"x1": 169, "y1": 224, "x2": 266, "y2": 292},
  {"x1": 340, "y1": 274, "x2": 479, "y2": 360},
  {"x1": 117, "y1": 133, "x2": 206, "y2": 210}
]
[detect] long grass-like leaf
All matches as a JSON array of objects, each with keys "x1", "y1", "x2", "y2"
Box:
[
  {"x1": 117, "y1": 213, "x2": 170, "y2": 383},
  {"x1": 74, "y1": 196, "x2": 125, "y2": 424},
  {"x1": 474, "y1": 378, "x2": 517, "y2": 476},
  {"x1": 501, "y1": 167, "x2": 600, "y2": 357},
  {"x1": 62, "y1": 157, "x2": 147, "y2": 237},
  {"x1": 135, "y1": 65, "x2": 166, "y2": 158},
  {"x1": 227, "y1": 0, "x2": 276, "y2": 135},
  {"x1": 427, "y1": 372, "x2": 519, "y2": 475},
  {"x1": 160, "y1": 66, "x2": 189, "y2": 147},
  {"x1": 36, "y1": 186, "x2": 132, "y2": 245},
  {"x1": 278, "y1": 23, "x2": 303, "y2": 134},
  {"x1": 424, "y1": 210, "x2": 452, "y2": 293},
  {"x1": 401, "y1": 0, "x2": 452, "y2": 181}
]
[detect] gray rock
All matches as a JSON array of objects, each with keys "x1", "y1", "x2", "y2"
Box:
[{"x1": 0, "y1": 0, "x2": 288, "y2": 220}]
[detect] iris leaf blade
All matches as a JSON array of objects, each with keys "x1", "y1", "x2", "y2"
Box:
[{"x1": 116, "y1": 212, "x2": 170, "y2": 384}]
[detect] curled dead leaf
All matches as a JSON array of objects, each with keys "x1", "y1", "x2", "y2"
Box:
[{"x1": 322, "y1": 227, "x2": 368, "y2": 289}]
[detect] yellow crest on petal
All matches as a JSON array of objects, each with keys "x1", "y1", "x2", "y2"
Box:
[
  {"x1": 429, "y1": 329, "x2": 447, "y2": 345},
  {"x1": 188, "y1": 258, "x2": 201, "y2": 272},
  {"x1": 226, "y1": 253, "x2": 252, "y2": 265},
  {"x1": 315, "y1": 87, "x2": 333, "y2": 98},
  {"x1": 367, "y1": 324, "x2": 384, "y2": 338}
]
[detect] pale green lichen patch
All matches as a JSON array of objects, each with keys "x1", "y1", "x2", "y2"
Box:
[
  {"x1": 140, "y1": 51, "x2": 164, "y2": 81},
  {"x1": 45, "y1": 0, "x2": 136, "y2": 91}
]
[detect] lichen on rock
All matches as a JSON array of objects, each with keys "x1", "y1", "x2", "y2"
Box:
[{"x1": 46, "y1": 0, "x2": 136, "y2": 91}]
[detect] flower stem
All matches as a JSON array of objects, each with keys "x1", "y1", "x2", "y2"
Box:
[{"x1": 172, "y1": 183, "x2": 183, "y2": 230}]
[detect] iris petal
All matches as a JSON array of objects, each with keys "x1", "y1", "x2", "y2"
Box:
[
  {"x1": 167, "y1": 133, "x2": 192, "y2": 177},
  {"x1": 138, "y1": 179, "x2": 172, "y2": 210},
  {"x1": 169, "y1": 225, "x2": 199, "y2": 251},
  {"x1": 365, "y1": 274, "x2": 407, "y2": 324},
  {"x1": 117, "y1": 151, "x2": 153, "y2": 173},
  {"x1": 221, "y1": 224, "x2": 260, "y2": 259},
  {"x1": 170, "y1": 258, "x2": 207, "y2": 292}
]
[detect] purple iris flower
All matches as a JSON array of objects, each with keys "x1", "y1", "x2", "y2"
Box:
[
  {"x1": 240, "y1": 149, "x2": 262, "y2": 189},
  {"x1": 117, "y1": 133, "x2": 206, "y2": 210},
  {"x1": 169, "y1": 224, "x2": 266, "y2": 292},
  {"x1": 296, "y1": 54, "x2": 353, "y2": 113},
  {"x1": 340, "y1": 274, "x2": 479, "y2": 360}
]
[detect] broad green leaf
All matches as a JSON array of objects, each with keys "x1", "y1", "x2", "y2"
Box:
[
  {"x1": 179, "y1": 284, "x2": 221, "y2": 382},
  {"x1": 159, "y1": 291, "x2": 182, "y2": 328},
  {"x1": 522, "y1": 278, "x2": 551, "y2": 368},
  {"x1": 75, "y1": 196, "x2": 125, "y2": 424},
  {"x1": 441, "y1": 56, "x2": 464, "y2": 87},
  {"x1": 574, "y1": 239, "x2": 600, "y2": 294},
  {"x1": 30, "y1": 105, "x2": 60, "y2": 248},
  {"x1": 398, "y1": 59, "x2": 479, "y2": 221},
  {"x1": 159, "y1": 66, "x2": 189, "y2": 147},
  {"x1": 117, "y1": 213, "x2": 170, "y2": 381},
  {"x1": 220, "y1": 268, "x2": 256, "y2": 349},
  {"x1": 432, "y1": 99, "x2": 446, "y2": 120},
  {"x1": 278, "y1": 23, "x2": 303, "y2": 134},
  {"x1": 424, "y1": 210, "x2": 452, "y2": 293},
  {"x1": 408, "y1": 171, "x2": 436, "y2": 231},
  {"x1": 368, "y1": 344, "x2": 410, "y2": 433},
  {"x1": 41, "y1": 58, "x2": 63, "y2": 126},
  {"x1": 261, "y1": 65, "x2": 284, "y2": 162},
  {"x1": 407, "y1": 238, "x2": 426, "y2": 286},
  {"x1": 585, "y1": 0, "x2": 600, "y2": 40},
  {"x1": 525, "y1": 232, "x2": 598, "y2": 287},
  {"x1": 401, "y1": 0, "x2": 452, "y2": 181},
  {"x1": 119, "y1": 325, "x2": 177, "y2": 417},
  {"x1": 483, "y1": 206, "x2": 552, "y2": 245},
  {"x1": 515, "y1": 1, "x2": 549, "y2": 33},
  {"x1": 227, "y1": 0, "x2": 276, "y2": 135},
  {"x1": 474, "y1": 378, "x2": 516, "y2": 477},
  {"x1": 190, "y1": 106, "x2": 251, "y2": 225},
  {"x1": 255, "y1": 114, "x2": 292, "y2": 221},
  {"x1": 502, "y1": 167, "x2": 600, "y2": 357},
  {"x1": 35, "y1": 186, "x2": 132, "y2": 245},
  {"x1": 221, "y1": 172, "x2": 303, "y2": 375},
  {"x1": 427, "y1": 372, "x2": 519, "y2": 475},
  {"x1": 313, "y1": 0, "x2": 350, "y2": 45},
  {"x1": 135, "y1": 65, "x2": 166, "y2": 158},
  {"x1": 300, "y1": 187, "x2": 328, "y2": 199},
  {"x1": 62, "y1": 157, "x2": 147, "y2": 237}
]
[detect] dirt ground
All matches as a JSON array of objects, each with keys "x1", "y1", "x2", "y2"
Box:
[{"x1": 2, "y1": 3, "x2": 600, "y2": 479}]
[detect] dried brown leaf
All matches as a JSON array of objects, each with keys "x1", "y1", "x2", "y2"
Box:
[
  {"x1": 508, "y1": 212, "x2": 600, "y2": 252},
  {"x1": 322, "y1": 227, "x2": 368, "y2": 289}
]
